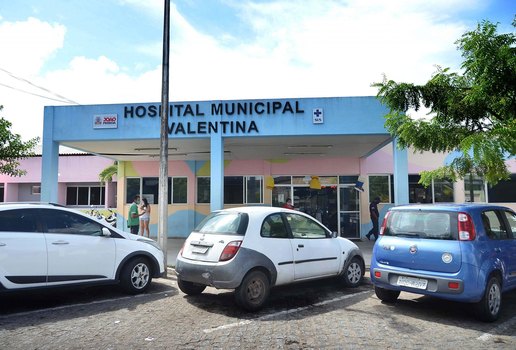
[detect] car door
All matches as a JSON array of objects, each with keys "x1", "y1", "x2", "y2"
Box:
[
  {"x1": 482, "y1": 210, "x2": 516, "y2": 289},
  {"x1": 0, "y1": 208, "x2": 47, "y2": 289},
  {"x1": 284, "y1": 212, "x2": 340, "y2": 280},
  {"x1": 41, "y1": 209, "x2": 117, "y2": 285},
  {"x1": 257, "y1": 213, "x2": 295, "y2": 285},
  {"x1": 500, "y1": 210, "x2": 516, "y2": 288}
]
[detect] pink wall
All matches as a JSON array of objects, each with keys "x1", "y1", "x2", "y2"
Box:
[{"x1": 0, "y1": 156, "x2": 114, "y2": 183}]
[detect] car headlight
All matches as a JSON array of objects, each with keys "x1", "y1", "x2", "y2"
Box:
[{"x1": 137, "y1": 238, "x2": 162, "y2": 251}]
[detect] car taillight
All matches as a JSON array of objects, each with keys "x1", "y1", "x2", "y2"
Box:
[
  {"x1": 379, "y1": 211, "x2": 390, "y2": 235},
  {"x1": 458, "y1": 212, "x2": 476, "y2": 241},
  {"x1": 219, "y1": 240, "x2": 242, "y2": 261}
]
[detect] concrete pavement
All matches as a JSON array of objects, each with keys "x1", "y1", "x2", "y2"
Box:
[{"x1": 164, "y1": 238, "x2": 375, "y2": 268}]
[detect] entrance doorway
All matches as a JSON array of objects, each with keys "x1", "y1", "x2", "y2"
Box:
[
  {"x1": 294, "y1": 186, "x2": 338, "y2": 233},
  {"x1": 271, "y1": 175, "x2": 361, "y2": 238}
]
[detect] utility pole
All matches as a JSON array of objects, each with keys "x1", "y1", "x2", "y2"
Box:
[{"x1": 158, "y1": 0, "x2": 170, "y2": 273}]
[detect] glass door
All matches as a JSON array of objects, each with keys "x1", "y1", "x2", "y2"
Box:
[
  {"x1": 339, "y1": 186, "x2": 360, "y2": 238},
  {"x1": 294, "y1": 186, "x2": 338, "y2": 233}
]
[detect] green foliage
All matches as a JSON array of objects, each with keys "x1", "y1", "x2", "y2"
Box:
[
  {"x1": 99, "y1": 161, "x2": 118, "y2": 183},
  {"x1": 374, "y1": 18, "x2": 516, "y2": 185},
  {"x1": 0, "y1": 105, "x2": 40, "y2": 177}
]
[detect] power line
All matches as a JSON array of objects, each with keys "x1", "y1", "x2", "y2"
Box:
[
  {"x1": 0, "y1": 82, "x2": 77, "y2": 104},
  {"x1": 0, "y1": 67, "x2": 80, "y2": 105}
]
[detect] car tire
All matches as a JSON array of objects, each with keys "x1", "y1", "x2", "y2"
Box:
[
  {"x1": 341, "y1": 257, "x2": 364, "y2": 287},
  {"x1": 235, "y1": 270, "x2": 270, "y2": 311},
  {"x1": 475, "y1": 276, "x2": 502, "y2": 322},
  {"x1": 375, "y1": 286, "x2": 400, "y2": 303},
  {"x1": 120, "y1": 257, "x2": 152, "y2": 294},
  {"x1": 177, "y1": 278, "x2": 206, "y2": 295}
]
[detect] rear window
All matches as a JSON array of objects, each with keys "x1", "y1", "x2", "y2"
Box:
[
  {"x1": 194, "y1": 212, "x2": 248, "y2": 235},
  {"x1": 385, "y1": 211, "x2": 458, "y2": 240}
]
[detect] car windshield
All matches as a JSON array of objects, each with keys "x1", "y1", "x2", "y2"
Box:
[
  {"x1": 385, "y1": 211, "x2": 457, "y2": 240},
  {"x1": 194, "y1": 212, "x2": 248, "y2": 235}
]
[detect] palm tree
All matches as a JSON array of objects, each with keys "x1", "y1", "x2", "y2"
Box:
[{"x1": 99, "y1": 161, "x2": 118, "y2": 183}]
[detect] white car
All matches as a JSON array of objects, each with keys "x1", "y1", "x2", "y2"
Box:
[
  {"x1": 0, "y1": 203, "x2": 165, "y2": 294},
  {"x1": 175, "y1": 206, "x2": 365, "y2": 311}
]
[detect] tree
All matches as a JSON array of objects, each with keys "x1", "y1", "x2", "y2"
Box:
[
  {"x1": 99, "y1": 161, "x2": 118, "y2": 183},
  {"x1": 374, "y1": 18, "x2": 516, "y2": 186},
  {"x1": 0, "y1": 105, "x2": 40, "y2": 177}
]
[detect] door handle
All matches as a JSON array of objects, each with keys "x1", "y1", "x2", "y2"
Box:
[
  {"x1": 494, "y1": 247, "x2": 502, "y2": 253},
  {"x1": 0, "y1": 242, "x2": 6, "y2": 247},
  {"x1": 298, "y1": 244, "x2": 304, "y2": 248},
  {"x1": 52, "y1": 240, "x2": 70, "y2": 245}
]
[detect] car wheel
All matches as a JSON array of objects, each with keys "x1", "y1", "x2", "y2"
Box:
[
  {"x1": 342, "y1": 257, "x2": 364, "y2": 287},
  {"x1": 375, "y1": 286, "x2": 400, "y2": 303},
  {"x1": 177, "y1": 278, "x2": 206, "y2": 295},
  {"x1": 120, "y1": 257, "x2": 152, "y2": 294},
  {"x1": 475, "y1": 276, "x2": 502, "y2": 322},
  {"x1": 235, "y1": 270, "x2": 270, "y2": 311}
]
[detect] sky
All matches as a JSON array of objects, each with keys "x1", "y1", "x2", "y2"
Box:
[{"x1": 0, "y1": 0, "x2": 514, "y2": 141}]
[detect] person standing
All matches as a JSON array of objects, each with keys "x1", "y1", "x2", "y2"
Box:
[
  {"x1": 139, "y1": 197, "x2": 151, "y2": 238},
  {"x1": 127, "y1": 195, "x2": 140, "y2": 235},
  {"x1": 366, "y1": 196, "x2": 381, "y2": 240}
]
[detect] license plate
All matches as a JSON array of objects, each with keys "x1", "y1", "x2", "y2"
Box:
[
  {"x1": 191, "y1": 246, "x2": 209, "y2": 254},
  {"x1": 397, "y1": 276, "x2": 428, "y2": 290}
]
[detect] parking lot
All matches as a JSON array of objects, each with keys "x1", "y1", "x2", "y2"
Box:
[{"x1": 1, "y1": 269, "x2": 515, "y2": 350}]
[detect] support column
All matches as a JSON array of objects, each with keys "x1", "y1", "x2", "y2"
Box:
[
  {"x1": 41, "y1": 107, "x2": 59, "y2": 203},
  {"x1": 393, "y1": 138, "x2": 409, "y2": 205},
  {"x1": 210, "y1": 134, "x2": 224, "y2": 211}
]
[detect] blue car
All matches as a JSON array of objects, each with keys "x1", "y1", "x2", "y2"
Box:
[{"x1": 370, "y1": 203, "x2": 516, "y2": 322}]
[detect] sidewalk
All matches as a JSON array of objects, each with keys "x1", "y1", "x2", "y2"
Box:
[{"x1": 164, "y1": 238, "x2": 375, "y2": 268}]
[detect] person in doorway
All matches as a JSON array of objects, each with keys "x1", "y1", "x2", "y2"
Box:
[
  {"x1": 139, "y1": 197, "x2": 151, "y2": 238},
  {"x1": 283, "y1": 198, "x2": 295, "y2": 210},
  {"x1": 127, "y1": 195, "x2": 140, "y2": 235},
  {"x1": 366, "y1": 196, "x2": 381, "y2": 240}
]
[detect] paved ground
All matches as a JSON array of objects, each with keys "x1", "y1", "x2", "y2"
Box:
[{"x1": 165, "y1": 238, "x2": 375, "y2": 268}]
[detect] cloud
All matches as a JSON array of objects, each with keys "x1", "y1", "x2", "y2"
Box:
[
  {"x1": 0, "y1": 17, "x2": 66, "y2": 76},
  {"x1": 0, "y1": 0, "x2": 485, "y2": 140}
]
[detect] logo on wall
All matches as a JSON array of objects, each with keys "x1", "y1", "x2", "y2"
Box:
[
  {"x1": 313, "y1": 108, "x2": 324, "y2": 124},
  {"x1": 93, "y1": 114, "x2": 118, "y2": 129}
]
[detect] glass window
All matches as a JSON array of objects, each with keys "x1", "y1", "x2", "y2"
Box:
[
  {"x1": 273, "y1": 176, "x2": 292, "y2": 185},
  {"x1": 43, "y1": 209, "x2": 103, "y2": 236},
  {"x1": 488, "y1": 174, "x2": 516, "y2": 203},
  {"x1": 285, "y1": 213, "x2": 328, "y2": 239},
  {"x1": 170, "y1": 177, "x2": 188, "y2": 204},
  {"x1": 385, "y1": 211, "x2": 456, "y2": 240},
  {"x1": 482, "y1": 211, "x2": 508, "y2": 240},
  {"x1": 434, "y1": 178, "x2": 454, "y2": 202},
  {"x1": 224, "y1": 176, "x2": 244, "y2": 204},
  {"x1": 0, "y1": 185, "x2": 4, "y2": 202},
  {"x1": 502, "y1": 211, "x2": 516, "y2": 237},
  {"x1": 194, "y1": 212, "x2": 248, "y2": 236},
  {"x1": 31, "y1": 185, "x2": 41, "y2": 195},
  {"x1": 66, "y1": 187, "x2": 77, "y2": 206},
  {"x1": 369, "y1": 175, "x2": 391, "y2": 203},
  {"x1": 197, "y1": 177, "x2": 210, "y2": 204},
  {"x1": 90, "y1": 187, "x2": 102, "y2": 205},
  {"x1": 246, "y1": 176, "x2": 263, "y2": 204},
  {"x1": 0, "y1": 209, "x2": 40, "y2": 232},
  {"x1": 272, "y1": 186, "x2": 292, "y2": 208},
  {"x1": 464, "y1": 174, "x2": 486, "y2": 202},
  {"x1": 142, "y1": 177, "x2": 158, "y2": 204},
  {"x1": 339, "y1": 176, "x2": 359, "y2": 184},
  {"x1": 77, "y1": 187, "x2": 89, "y2": 205},
  {"x1": 126, "y1": 178, "x2": 141, "y2": 204},
  {"x1": 409, "y1": 175, "x2": 432, "y2": 203},
  {"x1": 261, "y1": 214, "x2": 288, "y2": 238}
]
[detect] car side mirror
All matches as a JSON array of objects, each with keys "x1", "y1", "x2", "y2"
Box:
[
  {"x1": 102, "y1": 227, "x2": 111, "y2": 237},
  {"x1": 331, "y1": 231, "x2": 338, "y2": 238}
]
